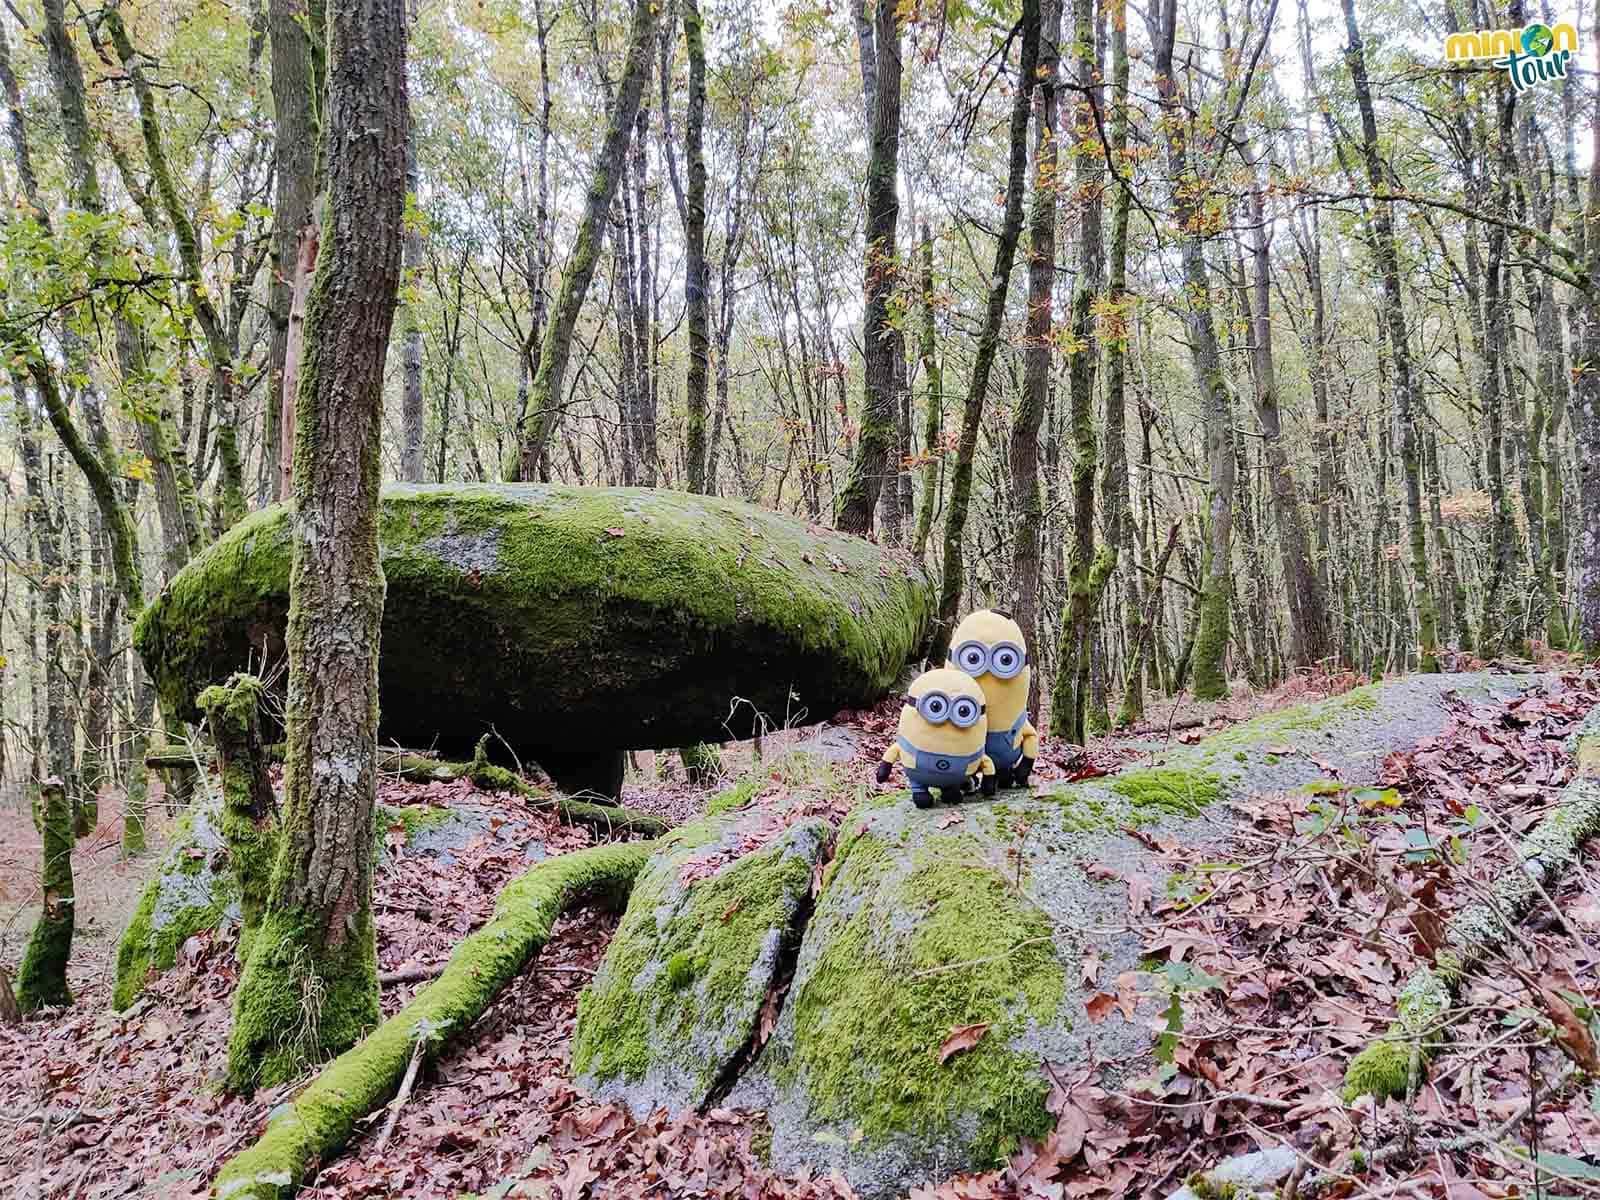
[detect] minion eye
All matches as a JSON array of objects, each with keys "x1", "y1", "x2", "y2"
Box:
[
  {"x1": 951, "y1": 697, "x2": 981, "y2": 727},
  {"x1": 956, "y1": 642, "x2": 988, "y2": 675},
  {"x1": 990, "y1": 643, "x2": 1025, "y2": 679},
  {"x1": 918, "y1": 692, "x2": 950, "y2": 723}
]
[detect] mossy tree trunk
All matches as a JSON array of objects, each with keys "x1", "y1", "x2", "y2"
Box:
[
  {"x1": 911, "y1": 227, "x2": 943, "y2": 562},
  {"x1": 103, "y1": 7, "x2": 247, "y2": 535},
  {"x1": 1051, "y1": 0, "x2": 1115, "y2": 741},
  {"x1": 199, "y1": 675, "x2": 277, "y2": 959},
  {"x1": 835, "y1": 0, "x2": 902, "y2": 537},
  {"x1": 681, "y1": 0, "x2": 710, "y2": 494},
  {"x1": 1478, "y1": 81, "x2": 1518, "y2": 657},
  {"x1": 1098, "y1": 0, "x2": 1131, "y2": 725},
  {"x1": 1342, "y1": 0, "x2": 1440, "y2": 672},
  {"x1": 265, "y1": 0, "x2": 325, "y2": 504},
  {"x1": 932, "y1": 0, "x2": 1040, "y2": 663},
  {"x1": 16, "y1": 779, "x2": 72, "y2": 1012},
  {"x1": 227, "y1": 0, "x2": 407, "y2": 1092},
  {"x1": 1011, "y1": 0, "x2": 1059, "y2": 721},
  {"x1": 1246, "y1": 147, "x2": 1329, "y2": 670},
  {"x1": 1150, "y1": 0, "x2": 1233, "y2": 701},
  {"x1": 507, "y1": 0, "x2": 658, "y2": 481}
]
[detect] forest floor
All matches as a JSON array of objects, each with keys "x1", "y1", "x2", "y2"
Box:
[{"x1": 5, "y1": 663, "x2": 1600, "y2": 1199}]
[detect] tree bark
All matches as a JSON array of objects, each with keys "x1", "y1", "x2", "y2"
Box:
[
  {"x1": 228, "y1": 0, "x2": 407, "y2": 1091},
  {"x1": 1051, "y1": 0, "x2": 1113, "y2": 740},
  {"x1": 1246, "y1": 151, "x2": 1329, "y2": 669},
  {"x1": 682, "y1": 0, "x2": 710, "y2": 493},
  {"x1": 1150, "y1": 0, "x2": 1234, "y2": 699},
  {"x1": 835, "y1": 0, "x2": 902, "y2": 536},
  {"x1": 507, "y1": 0, "x2": 659, "y2": 480},
  {"x1": 199, "y1": 675, "x2": 277, "y2": 961},
  {"x1": 912, "y1": 228, "x2": 943, "y2": 561},
  {"x1": 16, "y1": 780, "x2": 72, "y2": 1012},
  {"x1": 1012, "y1": 0, "x2": 1060, "y2": 722},
  {"x1": 930, "y1": 0, "x2": 1040, "y2": 662},
  {"x1": 1341, "y1": 0, "x2": 1440, "y2": 672}
]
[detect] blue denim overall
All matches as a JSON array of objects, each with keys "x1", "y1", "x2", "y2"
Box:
[
  {"x1": 985, "y1": 711, "x2": 1028, "y2": 773},
  {"x1": 897, "y1": 736, "x2": 986, "y2": 793}
]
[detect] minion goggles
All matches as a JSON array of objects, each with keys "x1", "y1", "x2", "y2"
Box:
[
  {"x1": 952, "y1": 640, "x2": 1028, "y2": 680},
  {"x1": 905, "y1": 691, "x2": 986, "y2": 728}
]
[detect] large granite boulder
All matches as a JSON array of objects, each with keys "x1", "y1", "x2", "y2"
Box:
[
  {"x1": 576, "y1": 672, "x2": 1547, "y2": 1197},
  {"x1": 133, "y1": 484, "x2": 934, "y2": 792}
]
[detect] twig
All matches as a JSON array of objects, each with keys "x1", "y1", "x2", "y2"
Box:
[{"x1": 375, "y1": 1036, "x2": 426, "y2": 1154}]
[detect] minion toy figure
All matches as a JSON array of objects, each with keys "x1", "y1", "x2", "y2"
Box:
[
  {"x1": 874, "y1": 667, "x2": 997, "y2": 809},
  {"x1": 948, "y1": 609, "x2": 1039, "y2": 789}
]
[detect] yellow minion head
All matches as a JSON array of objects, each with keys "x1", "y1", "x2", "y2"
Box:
[
  {"x1": 896, "y1": 667, "x2": 989, "y2": 756},
  {"x1": 947, "y1": 609, "x2": 1031, "y2": 728}
]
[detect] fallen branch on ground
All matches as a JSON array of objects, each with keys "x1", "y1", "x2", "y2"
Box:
[
  {"x1": 210, "y1": 838, "x2": 653, "y2": 1200},
  {"x1": 148, "y1": 741, "x2": 669, "y2": 838},
  {"x1": 1343, "y1": 714, "x2": 1600, "y2": 1102}
]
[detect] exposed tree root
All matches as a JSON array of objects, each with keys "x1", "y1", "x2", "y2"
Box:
[
  {"x1": 1343, "y1": 718, "x2": 1600, "y2": 1101},
  {"x1": 209, "y1": 839, "x2": 654, "y2": 1199},
  {"x1": 147, "y1": 742, "x2": 669, "y2": 838}
]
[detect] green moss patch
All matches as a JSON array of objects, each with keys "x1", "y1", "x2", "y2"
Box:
[
  {"x1": 572, "y1": 811, "x2": 829, "y2": 1108},
  {"x1": 1110, "y1": 768, "x2": 1222, "y2": 818},
  {"x1": 767, "y1": 820, "x2": 1065, "y2": 1165}
]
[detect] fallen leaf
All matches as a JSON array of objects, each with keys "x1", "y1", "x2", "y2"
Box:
[
  {"x1": 1084, "y1": 993, "x2": 1117, "y2": 1024},
  {"x1": 938, "y1": 1022, "x2": 990, "y2": 1065},
  {"x1": 603, "y1": 527, "x2": 625, "y2": 538}
]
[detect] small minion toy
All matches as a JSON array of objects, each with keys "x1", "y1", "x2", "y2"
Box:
[
  {"x1": 875, "y1": 667, "x2": 997, "y2": 809},
  {"x1": 948, "y1": 609, "x2": 1039, "y2": 788}
]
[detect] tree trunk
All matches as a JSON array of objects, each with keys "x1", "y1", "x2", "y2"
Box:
[
  {"x1": 682, "y1": 0, "x2": 710, "y2": 493},
  {"x1": 835, "y1": 0, "x2": 902, "y2": 536},
  {"x1": 227, "y1": 0, "x2": 407, "y2": 1090},
  {"x1": 1012, "y1": 0, "x2": 1060, "y2": 722},
  {"x1": 267, "y1": 0, "x2": 325, "y2": 503},
  {"x1": 930, "y1": 0, "x2": 1040, "y2": 663},
  {"x1": 1150, "y1": 0, "x2": 1233, "y2": 699},
  {"x1": 16, "y1": 779, "x2": 72, "y2": 1012},
  {"x1": 1341, "y1": 0, "x2": 1440, "y2": 671},
  {"x1": 200, "y1": 675, "x2": 277, "y2": 961},
  {"x1": 1246, "y1": 153, "x2": 1329, "y2": 669},
  {"x1": 1051, "y1": 0, "x2": 1112, "y2": 741},
  {"x1": 912, "y1": 228, "x2": 943, "y2": 561},
  {"x1": 400, "y1": 124, "x2": 426, "y2": 482},
  {"x1": 507, "y1": 0, "x2": 659, "y2": 480}
]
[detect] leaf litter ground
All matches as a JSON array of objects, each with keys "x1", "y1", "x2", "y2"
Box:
[{"x1": 5, "y1": 671, "x2": 1600, "y2": 1198}]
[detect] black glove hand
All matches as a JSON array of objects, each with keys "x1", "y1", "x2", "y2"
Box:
[
  {"x1": 875, "y1": 760, "x2": 893, "y2": 784},
  {"x1": 1014, "y1": 756, "x2": 1035, "y2": 787},
  {"x1": 981, "y1": 773, "x2": 998, "y2": 797}
]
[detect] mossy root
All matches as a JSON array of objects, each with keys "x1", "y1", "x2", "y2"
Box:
[{"x1": 210, "y1": 839, "x2": 653, "y2": 1199}]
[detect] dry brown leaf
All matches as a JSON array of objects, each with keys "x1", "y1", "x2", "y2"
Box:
[
  {"x1": 937, "y1": 1022, "x2": 990, "y2": 1065},
  {"x1": 1084, "y1": 993, "x2": 1117, "y2": 1024}
]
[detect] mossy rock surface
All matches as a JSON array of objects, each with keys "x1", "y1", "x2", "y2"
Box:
[
  {"x1": 726, "y1": 787, "x2": 1171, "y2": 1197},
  {"x1": 572, "y1": 807, "x2": 829, "y2": 1113},
  {"x1": 112, "y1": 794, "x2": 543, "y2": 1011},
  {"x1": 133, "y1": 484, "x2": 935, "y2": 761},
  {"x1": 580, "y1": 673, "x2": 1547, "y2": 1198}
]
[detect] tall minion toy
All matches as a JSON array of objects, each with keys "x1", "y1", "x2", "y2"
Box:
[
  {"x1": 948, "y1": 609, "x2": 1039, "y2": 788},
  {"x1": 874, "y1": 667, "x2": 997, "y2": 809}
]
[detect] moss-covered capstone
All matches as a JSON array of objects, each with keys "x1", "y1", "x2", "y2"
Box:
[
  {"x1": 572, "y1": 806, "x2": 829, "y2": 1112},
  {"x1": 133, "y1": 484, "x2": 935, "y2": 769}
]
